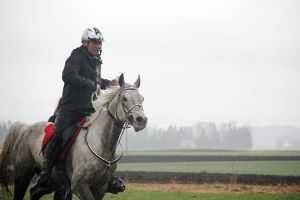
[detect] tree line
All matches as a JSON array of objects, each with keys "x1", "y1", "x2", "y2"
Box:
[
  {"x1": 0, "y1": 120, "x2": 253, "y2": 150},
  {"x1": 126, "y1": 121, "x2": 252, "y2": 150}
]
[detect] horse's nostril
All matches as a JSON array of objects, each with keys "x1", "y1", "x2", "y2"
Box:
[
  {"x1": 136, "y1": 116, "x2": 144, "y2": 123},
  {"x1": 128, "y1": 115, "x2": 134, "y2": 123}
]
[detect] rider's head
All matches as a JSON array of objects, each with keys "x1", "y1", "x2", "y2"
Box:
[{"x1": 81, "y1": 27, "x2": 104, "y2": 56}]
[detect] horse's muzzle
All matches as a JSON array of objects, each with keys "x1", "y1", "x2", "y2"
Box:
[
  {"x1": 136, "y1": 116, "x2": 148, "y2": 124},
  {"x1": 131, "y1": 115, "x2": 147, "y2": 132}
]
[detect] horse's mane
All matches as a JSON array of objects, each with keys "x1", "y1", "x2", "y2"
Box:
[
  {"x1": 85, "y1": 84, "x2": 135, "y2": 127},
  {"x1": 97, "y1": 83, "x2": 133, "y2": 106},
  {"x1": 84, "y1": 86, "x2": 122, "y2": 127},
  {"x1": 98, "y1": 86, "x2": 122, "y2": 106}
]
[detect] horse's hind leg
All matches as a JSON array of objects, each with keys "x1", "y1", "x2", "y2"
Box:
[{"x1": 13, "y1": 169, "x2": 35, "y2": 200}]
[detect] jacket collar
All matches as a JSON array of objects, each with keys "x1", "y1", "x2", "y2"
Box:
[{"x1": 80, "y1": 45, "x2": 102, "y2": 65}]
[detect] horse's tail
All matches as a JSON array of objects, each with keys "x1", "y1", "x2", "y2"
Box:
[{"x1": 0, "y1": 121, "x2": 28, "y2": 192}]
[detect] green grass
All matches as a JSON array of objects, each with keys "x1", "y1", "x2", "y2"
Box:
[
  {"x1": 117, "y1": 160, "x2": 300, "y2": 176},
  {"x1": 104, "y1": 191, "x2": 300, "y2": 200},
  {"x1": 1, "y1": 190, "x2": 300, "y2": 200},
  {"x1": 122, "y1": 150, "x2": 300, "y2": 157},
  {"x1": 0, "y1": 190, "x2": 54, "y2": 200}
]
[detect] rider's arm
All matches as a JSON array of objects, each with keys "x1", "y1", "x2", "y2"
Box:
[
  {"x1": 62, "y1": 51, "x2": 96, "y2": 91},
  {"x1": 100, "y1": 78, "x2": 110, "y2": 90}
]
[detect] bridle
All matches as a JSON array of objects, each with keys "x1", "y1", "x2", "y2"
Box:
[
  {"x1": 83, "y1": 87, "x2": 143, "y2": 168},
  {"x1": 115, "y1": 87, "x2": 143, "y2": 125}
]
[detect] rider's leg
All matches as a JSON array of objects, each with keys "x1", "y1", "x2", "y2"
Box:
[
  {"x1": 36, "y1": 134, "x2": 63, "y2": 187},
  {"x1": 35, "y1": 110, "x2": 85, "y2": 187}
]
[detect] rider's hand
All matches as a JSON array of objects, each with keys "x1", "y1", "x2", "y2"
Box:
[{"x1": 110, "y1": 78, "x2": 119, "y2": 86}]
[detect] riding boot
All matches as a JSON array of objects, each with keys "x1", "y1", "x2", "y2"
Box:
[{"x1": 36, "y1": 135, "x2": 63, "y2": 188}]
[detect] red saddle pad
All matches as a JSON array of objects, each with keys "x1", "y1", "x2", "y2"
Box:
[{"x1": 41, "y1": 119, "x2": 86, "y2": 160}]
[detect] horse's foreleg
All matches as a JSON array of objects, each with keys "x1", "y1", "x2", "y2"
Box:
[
  {"x1": 90, "y1": 184, "x2": 106, "y2": 200},
  {"x1": 53, "y1": 161, "x2": 72, "y2": 200},
  {"x1": 53, "y1": 181, "x2": 72, "y2": 200},
  {"x1": 72, "y1": 183, "x2": 96, "y2": 200},
  {"x1": 54, "y1": 187, "x2": 72, "y2": 200}
]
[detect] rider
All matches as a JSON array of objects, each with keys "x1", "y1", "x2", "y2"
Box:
[{"x1": 35, "y1": 27, "x2": 120, "y2": 189}]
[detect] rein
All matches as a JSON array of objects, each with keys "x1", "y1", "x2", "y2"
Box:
[
  {"x1": 83, "y1": 87, "x2": 140, "y2": 168},
  {"x1": 82, "y1": 124, "x2": 127, "y2": 167}
]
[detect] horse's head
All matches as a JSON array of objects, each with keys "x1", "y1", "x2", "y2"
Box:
[{"x1": 115, "y1": 74, "x2": 147, "y2": 132}]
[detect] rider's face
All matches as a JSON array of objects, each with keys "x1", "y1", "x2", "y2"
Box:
[{"x1": 85, "y1": 41, "x2": 102, "y2": 55}]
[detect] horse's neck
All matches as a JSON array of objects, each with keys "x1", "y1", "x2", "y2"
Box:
[{"x1": 90, "y1": 104, "x2": 122, "y2": 158}]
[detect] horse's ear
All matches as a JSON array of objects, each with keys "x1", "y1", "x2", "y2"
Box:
[
  {"x1": 119, "y1": 73, "x2": 125, "y2": 88},
  {"x1": 134, "y1": 74, "x2": 140, "y2": 89}
]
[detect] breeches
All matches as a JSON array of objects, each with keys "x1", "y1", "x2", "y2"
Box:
[{"x1": 54, "y1": 110, "x2": 85, "y2": 134}]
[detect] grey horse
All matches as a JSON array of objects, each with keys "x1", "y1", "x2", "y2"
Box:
[{"x1": 0, "y1": 74, "x2": 147, "y2": 200}]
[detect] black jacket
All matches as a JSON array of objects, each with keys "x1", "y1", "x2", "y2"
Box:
[{"x1": 60, "y1": 45, "x2": 109, "y2": 114}]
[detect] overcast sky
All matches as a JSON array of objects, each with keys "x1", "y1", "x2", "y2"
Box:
[{"x1": 0, "y1": 0, "x2": 299, "y2": 128}]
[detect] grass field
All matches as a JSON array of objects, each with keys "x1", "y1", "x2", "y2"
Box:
[
  {"x1": 2, "y1": 150, "x2": 299, "y2": 199},
  {"x1": 2, "y1": 191, "x2": 300, "y2": 200},
  {"x1": 1, "y1": 184, "x2": 300, "y2": 200},
  {"x1": 117, "y1": 160, "x2": 300, "y2": 176},
  {"x1": 104, "y1": 192, "x2": 300, "y2": 200},
  {"x1": 122, "y1": 150, "x2": 300, "y2": 157}
]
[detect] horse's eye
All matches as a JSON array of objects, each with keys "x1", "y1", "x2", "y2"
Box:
[{"x1": 122, "y1": 97, "x2": 127, "y2": 102}]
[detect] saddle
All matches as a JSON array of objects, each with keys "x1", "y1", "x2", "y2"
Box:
[
  {"x1": 41, "y1": 107, "x2": 102, "y2": 160},
  {"x1": 41, "y1": 119, "x2": 86, "y2": 160}
]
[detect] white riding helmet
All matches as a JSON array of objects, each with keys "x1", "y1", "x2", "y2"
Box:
[{"x1": 81, "y1": 27, "x2": 104, "y2": 43}]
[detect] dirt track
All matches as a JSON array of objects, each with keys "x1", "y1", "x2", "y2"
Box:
[
  {"x1": 116, "y1": 171, "x2": 300, "y2": 185},
  {"x1": 119, "y1": 155, "x2": 300, "y2": 163}
]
